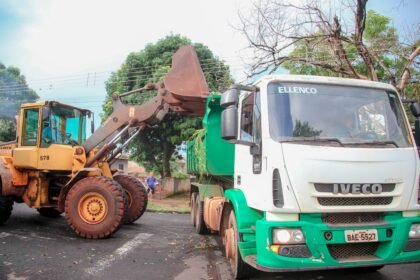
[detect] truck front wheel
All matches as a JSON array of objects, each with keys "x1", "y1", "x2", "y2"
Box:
[
  {"x1": 0, "y1": 196, "x2": 13, "y2": 224},
  {"x1": 224, "y1": 210, "x2": 254, "y2": 279},
  {"x1": 65, "y1": 176, "x2": 125, "y2": 239},
  {"x1": 113, "y1": 175, "x2": 148, "y2": 224}
]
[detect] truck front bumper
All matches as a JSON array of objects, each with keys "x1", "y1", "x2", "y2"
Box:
[{"x1": 241, "y1": 212, "x2": 420, "y2": 271}]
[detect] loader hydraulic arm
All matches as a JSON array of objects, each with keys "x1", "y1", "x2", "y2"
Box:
[{"x1": 82, "y1": 45, "x2": 210, "y2": 166}]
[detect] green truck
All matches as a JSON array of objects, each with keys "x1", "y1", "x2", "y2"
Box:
[{"x1": 187, "y1": 76, "x2": 420, "y2": 278}]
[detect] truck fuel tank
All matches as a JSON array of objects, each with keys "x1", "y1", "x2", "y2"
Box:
[{"x1": 203, "y1": 196, "x2": 225, "y2": 232}]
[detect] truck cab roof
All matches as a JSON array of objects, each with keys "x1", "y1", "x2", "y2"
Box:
[{"x1": 254, "y1": 74, "x2": 397, "y2": 92}]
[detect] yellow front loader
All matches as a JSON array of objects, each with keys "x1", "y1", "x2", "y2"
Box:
[{"x1": 0, "y1": 46, "x2": 209, "y2": 238}]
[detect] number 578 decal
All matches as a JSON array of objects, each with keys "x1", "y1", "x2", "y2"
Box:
[{"x1": 40, "y1": 155, "x2": 50, "y2": 161}]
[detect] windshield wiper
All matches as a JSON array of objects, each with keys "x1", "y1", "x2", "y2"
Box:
[
  {"x1": 347, "y1": 140, "x2": 399, "y2": 148},
  {"x1": 281, "y1": 137, "x2": 344, "y2": 147}
]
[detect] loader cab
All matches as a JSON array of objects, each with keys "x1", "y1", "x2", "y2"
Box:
[
  {"x1": 40, "y1": 103, "x2": 91, "y2": 147},
  {"x1": 13, "y1": 101, "x2": 92, "y2": 171},
  {"x1": 20, "y1": 102, "x2": 91, "y2": 148}
]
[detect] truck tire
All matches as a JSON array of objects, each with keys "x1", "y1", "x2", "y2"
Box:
[
  {"x1": 225, "y1": 210, "x2": 254, "y2": 279},
  {"x1": 37, "y1": 207, "x2": 62, "y2": 218},
  {"x1": 195, "y1": 197, "x2": 208, "y2": 234},
  {"x1": 0, "y1": 196, "x2": 13, "y2": 224},
  {"x1": 113, "y1": 175, "x2": 148, "y2": 224},
  {"x1": 190, "y1": 192, "x2": 197, "y2": 227},
  {"x1": 64, "y1": 176, "x2": 125, "y2": 239}
]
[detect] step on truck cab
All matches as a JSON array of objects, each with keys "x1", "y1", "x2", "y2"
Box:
[{"x1": 187, "y1": 75, "x2": 420, "y2": 278}]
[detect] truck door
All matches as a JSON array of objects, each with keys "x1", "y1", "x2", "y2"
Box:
[{"x1": 235, "y1": 90, "x2": 265, "y2": 209}]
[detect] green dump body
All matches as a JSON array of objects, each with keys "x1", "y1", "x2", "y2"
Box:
[{"x1": 187, "y1": 94, "x2": 235, "y2": 177}]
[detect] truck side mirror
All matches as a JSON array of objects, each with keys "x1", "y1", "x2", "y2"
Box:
[
  {"x1": 414, "y1": 120, "x2": 420, "y2": 146},
  {"x1": 410, "y1": 103, "x2": 420, "y2": 118},
  {"x1": 220, "y1": 88, "x2": 239, "y2": 108},
  {"x1": 250, "y1": 144, "x2": 261, "y2": 156},
  {"x1": 221, "y1": 106, "x2": 238, "y2": 140}
]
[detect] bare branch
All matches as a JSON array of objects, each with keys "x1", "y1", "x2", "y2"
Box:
[{"x1": 399, "y1": 45, "x2": 420, "y2": 90}]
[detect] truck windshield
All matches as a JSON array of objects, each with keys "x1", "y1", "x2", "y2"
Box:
[
  {"x1": 267, "y1": 81, "x2": 412, "y2": 148},
  {"x1": 41, "y1": 105, "x2": 87, "y2": 147}
]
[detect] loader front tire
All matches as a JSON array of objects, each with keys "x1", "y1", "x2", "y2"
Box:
[
  {"x1": 0, "y1": 196, "x2": 13, "y2": 225},
  {"x1": 65, "y1": 176, "x2": 125, "y2": 239},
  {"x1": 113, "y1": 175, "x2": 148, "y2": 224}
]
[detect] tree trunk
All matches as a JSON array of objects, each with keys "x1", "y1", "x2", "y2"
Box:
[
  {"x1": 354, "y1": 0, "x2": 377, "y2": 81},
  {"x1": 162, "y1": 142, "x2": 174, "y2": 178},
  {"x1": 399, "y1": 45, "x2": 420, "y2": 91}
]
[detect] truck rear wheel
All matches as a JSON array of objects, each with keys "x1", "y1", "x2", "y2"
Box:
[
  {"x1": 65, "y1": 176, "x2": 125, "y2": 239},
  {"x1": 0, "y1": 196, "x2": 13, "y2": 224},
  {"x1": 224, "y1": 210, "x2": 254, "y2": 279},
  {"x1": 113, "y1": 175, "x2": 148, "y2": 224},
  {"x1": 37, "y1": 207, "x2": 62, "y2": 218},
  {"x1": 190, "y1": 192, "x2": 197, "y2": 227},
  {"x1": 195, "y1": 196, "x2": 208, "y2": 234}
]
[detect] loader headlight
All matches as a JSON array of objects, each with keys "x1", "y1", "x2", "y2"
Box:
[
  {"x1": 272, "y1": 228, "x2": 305, "y2": 244},
  {"x1": 409, "y1": 223, "x2": 420, "y2": 239}
]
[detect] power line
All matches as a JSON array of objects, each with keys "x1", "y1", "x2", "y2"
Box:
[
  {"x1": 0, "y1": 47, "x2": 416, "y2": 93},
  {"x1": 0, "y1": 46, "x2": 401, "y2": 91}
]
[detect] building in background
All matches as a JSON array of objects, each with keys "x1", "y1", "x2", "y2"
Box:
[{"x1": 110, "y1": 154, "x2": 129, "y2": 174}]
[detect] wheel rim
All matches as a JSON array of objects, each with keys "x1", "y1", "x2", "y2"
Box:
[
  {"x1": 225, "y1": 213, "x2": 238, "y2": 270},
  {"x1": 78, "y1": 192, "x2": 108, "y2": 224},
  {"x1": 225, "y1": 227, "x2": 235, "y2": 259},
  {"x1": 125, "y1": 190, "x2": 133, "y2": 208}
]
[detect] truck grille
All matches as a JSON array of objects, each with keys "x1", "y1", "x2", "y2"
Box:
[
  {"x1": 404, "y1": 240, "x2": 420, "y2": 252},
  {"x1": 279, "y1": 245, "x2": 311, "y2": 258},
  {"x1": 323, "y1": 213, "x2": 384, "y2": 226},
  {"x1": 314, "y1": 183, "x2": 395, "y2": 193},
  {"x1": 318, "y1": 197, "x2": 392, "y2": 206},
  {"x1": 328, "y1": 243, "x2": 379, "y2": 261}
]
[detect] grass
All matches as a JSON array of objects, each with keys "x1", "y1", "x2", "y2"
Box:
[
  {"x1": 147, "y1": 201, "x2": 190, "y2": 213},
  {"x1": 146, "y1": 191, "x2": 191, "y2": 213},
  {"x1": 166, "y1": 191, "x2": 190, "y2": 199}
]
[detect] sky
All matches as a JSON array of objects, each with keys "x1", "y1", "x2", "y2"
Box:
[{"x1": 0, "y1": 0, "x2": 419, "y2": 126}]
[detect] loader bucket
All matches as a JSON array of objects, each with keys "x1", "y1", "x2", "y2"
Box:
[{"x1": 161, "y1": 45, "x2": 210, "y2": 116}]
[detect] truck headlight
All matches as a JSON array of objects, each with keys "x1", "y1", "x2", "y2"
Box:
[
  {"x1": 409, "y1": 223, "x2": 420, "y2": 239},
  {"x1": 272, "y1": 228, "x2": 305, "y2": 244}
]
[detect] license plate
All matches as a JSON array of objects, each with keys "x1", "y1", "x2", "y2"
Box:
[{"x1": 345, "y1": 229, "x2": 378, "y2": 243}]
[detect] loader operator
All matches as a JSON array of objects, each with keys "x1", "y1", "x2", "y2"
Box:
[{"x1": 42, "y1": 119, "x2": 63, "y2": 144}]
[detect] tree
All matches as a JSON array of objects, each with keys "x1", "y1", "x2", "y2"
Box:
[
  {"x1": 0, "y1": 63, "x2": 39, "y2": 142},
  {"x1": 238, "y1": 0, "x2": 419, "y2": 99},
  {"x1": 104, "y1": 35, "x2": 233, "y2": 177}
]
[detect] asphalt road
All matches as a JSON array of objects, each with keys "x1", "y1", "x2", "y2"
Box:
[{"x1": 0, "y1": 204, "x2": 419, "y2": 280}]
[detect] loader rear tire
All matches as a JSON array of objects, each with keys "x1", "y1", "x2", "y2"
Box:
[
  {"x1": 65, "y1": 176, "x2": 125, "y2": 239},
  {"x1": 37, "y1": 207, "x2": 62, "y2": 218},
  {"x1": 0, "y1": 196, "x2": 13, "y2": 225},
  {"x1": 113, "y1": 175, "x2": 148, "y2": 224}
]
